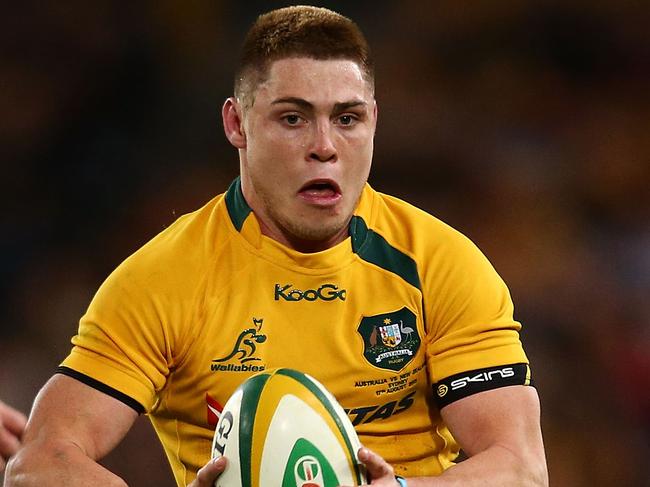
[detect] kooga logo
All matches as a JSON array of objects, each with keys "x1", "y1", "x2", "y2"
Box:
[{"x1": 274, "y1": 283, "x2": 346, "y2": 302}]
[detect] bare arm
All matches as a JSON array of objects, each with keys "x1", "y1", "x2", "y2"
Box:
[
  {"x1": 4, "y1": 374, "x2": 138, "y2": 487},
  {"x1": 429, "y1": 385, "x2": 548, "y2": 486},
  {"x1": 0, "y1": 400, "x2": 27, "y2": 472},
  {"x1": 359, "y1": 386, "x2": 548, "y2": 486}
]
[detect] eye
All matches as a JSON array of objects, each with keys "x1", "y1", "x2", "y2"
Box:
[
  {"x1": 283, "y1": 114, "x2": 302, "y2": 126},
  {"x1": 337, "y1": 114, "x2": 357, "y2": 126}
]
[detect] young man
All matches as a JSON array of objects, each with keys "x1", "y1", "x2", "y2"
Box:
[{"x1": 5, "y1": 6, "x2": 548, "y2": 487}]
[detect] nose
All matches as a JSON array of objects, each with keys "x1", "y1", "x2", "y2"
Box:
[{"x1": 308, "y1": 122, "x2": 337, "y2": 163}]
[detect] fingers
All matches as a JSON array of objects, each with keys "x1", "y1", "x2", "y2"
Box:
[
  {"x1": 190, "y1": 456, "x2": 228, "y2": 487},
  {"x1": 0, "y1": 401, "x2": 27, "y2": 463},
  {"x1": 0, "y1": 402, "x2": 28, "y2": 437},
  {"x1": 355, "y1": 447, "x2": 402, "y2": 486},
  {"x1": 0, "y1": 428, "x2": 22, "y2": 459}
]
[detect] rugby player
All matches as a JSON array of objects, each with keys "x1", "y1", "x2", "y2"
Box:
[{"x1": 5, "y1": 6, "x2": 548, "y2": 486}]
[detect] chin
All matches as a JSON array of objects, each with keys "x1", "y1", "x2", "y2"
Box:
[
  {"x1": 286, "y1": 217, "x2": 348, "y2": 243},
  {"x1": 296, "y1": 225, "x2": 341, "y2": 242}
]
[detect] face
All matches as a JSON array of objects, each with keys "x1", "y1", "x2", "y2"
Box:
[{"x1": 224, "y1": 57, "x2": 377, "y2": 252}]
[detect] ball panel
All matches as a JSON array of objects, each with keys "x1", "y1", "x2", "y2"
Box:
[
  {"x1": 211, "y1": 368, "x2": 367, "y2": 487},
  {"x1": 237, "y1": 371, "x2": 273, "y2": 487},
  {"x1": 275, "y1": 369, "x2": 365, "y2": 485},
  {"x1": 251, "y1": 371, "x2": 356, "y2": 479},
  {"x1": 212, "y1": 388, "x2": 244, "y2": 487},
  {"x1": 281, "y1": 439, "x2": 340, "y2": 486},
  {"x1": 259, "y1": 394, "x2": 351, "y2": 486}
]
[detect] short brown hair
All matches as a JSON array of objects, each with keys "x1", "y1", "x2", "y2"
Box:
[{"x1": 235, "y1": 6, "x2": 374, "y2": 107}]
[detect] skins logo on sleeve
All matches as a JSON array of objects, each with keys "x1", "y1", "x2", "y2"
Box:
[{"x1": 433, "y1": 363, "x2": 532, "y2": 408}]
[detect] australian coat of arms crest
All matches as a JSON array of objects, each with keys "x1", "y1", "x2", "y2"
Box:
[{"x1": 357, "y1": 307, "x2": 420, "y2": 372}]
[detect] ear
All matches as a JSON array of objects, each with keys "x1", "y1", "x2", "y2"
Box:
[
  {"x1": 222, "y1": 97, "x2": 247, "y2": 149},
  {"x1": 371, "y1": 99, "x2": 379, "y2": 132}
]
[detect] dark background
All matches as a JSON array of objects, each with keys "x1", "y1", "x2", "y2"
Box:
[{"x1": 1, "y1": 1, "x2": 648, "y2": 486}]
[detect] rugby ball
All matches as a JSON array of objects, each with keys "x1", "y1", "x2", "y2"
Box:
[{"x1": 211, "y1": 368, "x2": 367, "y2": 487}]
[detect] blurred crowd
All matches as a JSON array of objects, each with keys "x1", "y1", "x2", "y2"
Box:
[{"x1": 1, "y1": 1, "x2": 648, "y2": 486}]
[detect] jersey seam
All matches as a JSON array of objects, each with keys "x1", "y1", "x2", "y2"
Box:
[
  {"x1": 175, "y1": 417, "x2": 186, "y2": 486},
  {"x1": 358, "y1": 225, "x2": 421, "y2": 287}
]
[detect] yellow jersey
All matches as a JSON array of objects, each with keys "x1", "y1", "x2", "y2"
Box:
[{"x1": 60, "y1": 178, "x2": 530, "y2": 484}]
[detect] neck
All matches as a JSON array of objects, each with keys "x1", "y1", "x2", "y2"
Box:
[{"x1": 257, "y1": 217, "x2": 350, "y2": 253}]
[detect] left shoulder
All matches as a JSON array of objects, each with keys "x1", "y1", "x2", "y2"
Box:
[{"x1": 361, "y1": 186, "x2": 477, "y2": 258}]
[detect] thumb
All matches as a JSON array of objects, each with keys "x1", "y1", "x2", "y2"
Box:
[{"x1": 190, "y1": 456, "x2": 228, "y2": 487}]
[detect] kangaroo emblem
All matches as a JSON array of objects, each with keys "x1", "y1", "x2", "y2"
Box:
[{"x1": 213, "y1": 318, "x2": 267, "y2": 364}]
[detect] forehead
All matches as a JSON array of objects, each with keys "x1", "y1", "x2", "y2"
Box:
[{"x1": 254, "y1": 57, "x2": 373, "y2": 105}]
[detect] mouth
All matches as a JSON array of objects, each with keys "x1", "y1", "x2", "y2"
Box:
[{"x1": 298, "y1": 179, "x2": 342, "y2": 205}]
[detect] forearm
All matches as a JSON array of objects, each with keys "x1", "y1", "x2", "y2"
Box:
[
  {"x1": 4, "y1": 440, "x2": 127, "y2": 487},
  {"x1": 406, "y1": 444, "x2": 548, "y2": 487}
]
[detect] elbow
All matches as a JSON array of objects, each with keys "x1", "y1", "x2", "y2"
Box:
[
  {"x1": 526, "y1": 463, "x2": 549, "y2": 487},
  {"x1": 496, "y1": 440, "x2": 548, "y2": 486},
  {"x1": 518, "y1": 446, "x2": 549, "y2": 487},
  {"x1": 4, "y1": 449, "x2": 31, "y2": 487},
  {"x1": 4, "y1": 442, "x2": 129, "y2": 487},
  {"x1": 532, "y1": 458, "x2": 549, "y2": 487},
  {"x1": 521, "y1": 462, "x2": 548, "y2": 487}
]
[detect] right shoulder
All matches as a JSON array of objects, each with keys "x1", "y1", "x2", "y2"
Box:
[
  {"x1": 83, "y1": 191, "x2": 239, "y2": 331},
  {"x1": 110, "y1": 192, "x2": 231, "y2": 289}
]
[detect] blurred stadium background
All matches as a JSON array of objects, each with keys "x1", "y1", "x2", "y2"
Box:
[{"x1": 1, "y1": 1, "x2": 648, "y2": 485}]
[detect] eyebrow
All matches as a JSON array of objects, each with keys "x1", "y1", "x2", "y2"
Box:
[{"x1": 271, "y1": 97, "x2": 368, "y2": 112}]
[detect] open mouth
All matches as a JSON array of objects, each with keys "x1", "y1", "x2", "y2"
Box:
[{"x1": 298, "y1": 179, "x2": 342, "y2": 202}]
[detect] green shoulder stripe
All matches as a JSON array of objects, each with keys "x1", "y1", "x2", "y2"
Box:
[
  {"x1": 225, "y1": 177, "x2": 252, "y2": 231},
  {"x1": 349, "y1": 215, "x2": 421, "y2": 291}
]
